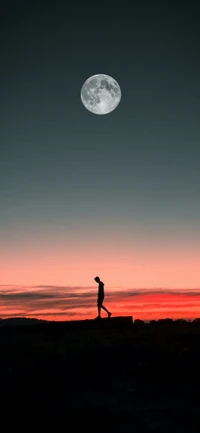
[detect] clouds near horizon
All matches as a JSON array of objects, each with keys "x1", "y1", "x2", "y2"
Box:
[{"x1": 0, "y1": 285, "x2": 200, "y2": 321}]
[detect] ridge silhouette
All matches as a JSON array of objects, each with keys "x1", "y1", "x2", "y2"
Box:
[{"x1": 0, "y1": 317, "x2": 200, "y2": 431}]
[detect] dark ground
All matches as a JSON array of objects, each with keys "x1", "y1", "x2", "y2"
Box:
[{"x1": 0, "y1": 317, "x2": 200, "y2": 432}]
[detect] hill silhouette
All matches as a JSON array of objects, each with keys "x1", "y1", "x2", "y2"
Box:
[
  {"x1": 0, "y1": 317, "x2": 47, "y2": 326},
  {"x1": 0, "y1": 316, "x2": 200, "y2": 431}
]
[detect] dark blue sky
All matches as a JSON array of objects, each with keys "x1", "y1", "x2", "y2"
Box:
[{"x1": 1, "y1": 0, "x2": 200, "y2": 288}]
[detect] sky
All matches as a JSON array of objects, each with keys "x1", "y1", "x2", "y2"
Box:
[{"x1": 1, "y1": 0, "x2": 200, "y2": 321}]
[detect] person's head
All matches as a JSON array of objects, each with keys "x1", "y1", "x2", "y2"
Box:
[{"x1": 94, "y1": 276, "x2": 100, "y2": 283}]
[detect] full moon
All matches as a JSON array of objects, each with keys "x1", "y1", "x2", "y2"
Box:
[{"x1": 80, "y1": 74, "x2": 121, "y2": 115}]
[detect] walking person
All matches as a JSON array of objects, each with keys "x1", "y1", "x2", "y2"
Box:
[{"x1": 94, "y1": 276, "x2": 112, "y2": 319}]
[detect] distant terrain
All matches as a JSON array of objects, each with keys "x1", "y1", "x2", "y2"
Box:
[{"x1": 1, "y1": 317, "x2": 200, "y2": 432}]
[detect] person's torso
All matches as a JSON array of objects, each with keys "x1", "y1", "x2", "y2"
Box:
[{"x1": 98, "y1": 281, "x2": 104, "y2": 298}]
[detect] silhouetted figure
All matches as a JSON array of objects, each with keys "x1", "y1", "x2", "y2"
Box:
[{"x1": 94, "y1": 276, "x2": 112, "y2": 319}]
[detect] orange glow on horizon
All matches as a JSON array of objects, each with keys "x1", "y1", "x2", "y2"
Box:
[
  {"x1": 0, "y1": 286, "x2": 200, "y2": 322},
  {"x1": 1, "y1": 246, "x2": 200, "y2": 288},
  {"x1": 1, "y1": 241, "x2": 200, "y2": 321}
]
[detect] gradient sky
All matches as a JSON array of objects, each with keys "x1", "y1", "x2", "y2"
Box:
[{"x1": 1, "y1": 0, "x2": 200, "y2": 320}]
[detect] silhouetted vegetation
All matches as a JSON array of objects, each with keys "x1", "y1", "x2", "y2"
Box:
[{"x1": 1, "y1": 317, "x2": 200, "y2": 432}]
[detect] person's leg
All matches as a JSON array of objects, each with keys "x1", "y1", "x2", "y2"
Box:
[
  {"x1": 101, "y1": 305, "x2": 112, "y2": 317},
  {"x1": 97, "y1": 298, "x2": 101, "y2": 317},
  {"x1": 98, "y1": 304, "x2": 101, "y2": 317}
]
